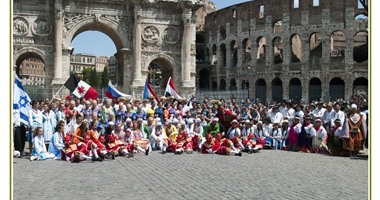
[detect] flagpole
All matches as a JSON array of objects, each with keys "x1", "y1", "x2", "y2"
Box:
[{"x1": 50, "y1": 85, "x2": 65, "y2": 104}]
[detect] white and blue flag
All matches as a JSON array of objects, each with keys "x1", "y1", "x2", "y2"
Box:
[{"x1": 13, "y1": 75, "x2": 32, "y2": 125}]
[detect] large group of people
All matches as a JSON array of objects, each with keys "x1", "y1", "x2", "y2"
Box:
[{"x1": 13, "y1": 95, "x2": 369, "y2": 162}]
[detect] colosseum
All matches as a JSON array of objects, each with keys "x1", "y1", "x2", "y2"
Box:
[{"x1": 195, "y1": 0, "x2": 368, "y2": 103}]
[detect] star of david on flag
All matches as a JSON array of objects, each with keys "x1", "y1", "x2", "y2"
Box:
[{"x1": 13, "y1": 75, "x2": 32, "y2": 125}]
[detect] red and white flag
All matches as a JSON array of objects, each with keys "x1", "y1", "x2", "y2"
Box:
[
  {"x1": 164, "y1": 77, "x2": 181, "y2": 100},
  {"x1": 64, "y1": 74, "x2": 98, "y2": 100}
]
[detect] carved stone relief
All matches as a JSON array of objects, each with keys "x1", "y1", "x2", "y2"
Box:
[
  {"x1": 162, "y1": 27, "x2": 180, "y2": 44},
  {"x1": 33, "y1": 18, "x2": 52, "y2": 36},
  {"x1": 13, "y1": 17, "x2": 29, "y2": 36},
  {"x1": 14, "y1": 37, "x2": 35, "y2": 45},
  {"x1": 142, "y1": 26, "x2": 160, "y2": 44}
]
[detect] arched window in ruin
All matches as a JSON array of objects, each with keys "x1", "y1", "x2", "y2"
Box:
[
  {"x1": 220, "y1": 43, "x2": 226, "y2": 66},
  {"x1": 255, "y1": 79, "x2": 266, "y2": 102},
  {"x1": 354, "y1": 14, "x2": 368, "y2": 36},
  {"x1": 212, "y1": 81, "x2": 218, "y2": 91},
  {"x1": 309, "y1": 78, "x2": 322, "y2": 102},
  {"x1": 309, "y1": 32, "x2": 322, "y2": 65},
  {"x1": 241, "y1": 80, "x2": 249, "y2": 90},
  {"x1": 289, "y1": 78, "x2": 302, "y2": 102},
  {"x1": 220, "y1": 79, "x2": 226, "y2": 91},
  {"x1": 329, "y1": 77, "x2": 345, "y2": 101},
  {"x1": 353, "y1": 31, "x2": 368, "y2": 63},
  {"x1": 273, "y1": 19, "x2": 283, "y2": 33},
  {"x1": 230, "y1": 78, "x2": 237, "y2": 90},
  {"x1": 290, "y1": 34, "x2": 302, "y2": 63},
  {"x1": 230, "y1": 40, "x2": 238, "y2": 67},
  {"x1": 353, "y1": 77, "x2": 368, "y2": 97},
  {"x1": 196, "y1": 46, "x2": 205, "y2": 64},
  {"x1": 199, "y1": 68, "x2": 210, "y2": 90},
  {"x1": 330, "y1": 31, "x2": 346, "y2": 59},
  {"x1": 272, "y1": 78, "x2": 283, "y2": 102},
  {"x1": 242, "y1": 38, "x2": 252, "y2": 64},
  {"x1": 211, "y1": 44, "x2": 217, "y2": 65},
  {"x1": 256, "y1": 36, "x2": 266, "y2": 63},
  {"x1": 220, "y1": 27, "x2": 226, "y2": 40},
  {"x1": 148, "y1": 58, "x2": 173, "y2": 89},
  {"x1": 273, "y1": 37, "x2": 283, "y2": 64}
]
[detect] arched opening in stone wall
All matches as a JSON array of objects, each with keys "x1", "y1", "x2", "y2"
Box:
[
  {"x1": 148, "y1": 58, "x2": 173, "y2": 89},
  {"x1": 212, "y1": 44, "x2": 217, "y2": 65},
  {"x1": 15, "y1": 53, "x2": 46, "y2": 87},
  {"x1": 220, "y1": 79, "x2": 226, "y2": 91},
  {"x1": 330, "y1": 31, "x2": 346, "y2": 59},
  {"x1": 353, "y1": 31, "x2": 368, "y2": 63},
  {"x1": 354, "y1": 14, "x2": 368, "y2": 32},
  {"x1": 329, "y1": 77, "x2": 345, "y2": 101},
  {"x1": 273, "y1": 19, "x2": 283, "y2": 33},
  {"x1": 230, "y1": 40, "x2": 238, "y2": 67},
  {"x1": 220, "y1": 43, "x2": 227, "y2": 66},
  {"x1": 199, "y1": 68, "x2": 210, "y2": 90},
  {"x1": 289, "y1": 78, "x2": 302, "y2": 102},
  {"x1": 212, "y1": 81, "x2": 218, "y2": 91},
  {"x1": 309, "y1": 77, "x2": 322, "y2": 102},
  {"x1": 353, "y1": 77, "x2": 368, "y2": 97},
  {"x1": 242, "y1": 38, "x2": 252, "y2": 64},
  {"x1": 71, "y1": 29, "x2": 120, "y2": 85},
  {"x1": 273, "y1": 37, "x2": 283, "y2": 64},
  {"x1": 272, "y1": 78, "x2": 283, "y2": 102},
  {"x1": 255, "y1": 79, "x2": 266, "y2": 102},
  {"x1": 241, "y1": 80, "x2": 249, "y2": 90},
  {"x1": 290, "y1": 34, "x2": 302, "y2": 63},
  {"x1": 256, "y1": 36, "x2": 266, "y2": 63},
  {"x1": 220, "y1": 27, "x2": 226, "y2": 40},
  {"x1": 230, "y1": 78, "x2": 237, "y2": 90},
  {"x1": 309, "y1": 32, "x2": 322, "y2": 65},
  {"x1": 196, "y1": 46, "x2": 205, "y2": 64}
]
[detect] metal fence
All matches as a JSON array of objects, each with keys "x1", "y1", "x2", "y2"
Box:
[{"x1": 194, "y1": 90, "x2": 249, "y2": 101}]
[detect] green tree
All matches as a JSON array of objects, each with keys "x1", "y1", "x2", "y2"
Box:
[
  {"x1": 89, "y1": 68, "x2": 99, "y2": 88},
  {"x1": 82, "y1": 67, "x2": 92, "y2": 83},
  {"x1": 101, "y1": 66, "x2": 109, "y2": 88}
]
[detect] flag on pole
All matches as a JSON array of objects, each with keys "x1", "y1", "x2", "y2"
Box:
[
  {"x1": 164, "y1": 77, "x2": 181, "y2": 100},
  {"x1": 13, "y1": 75, "x2": 32, "y2": 125},
  {"x1": 143, "y1": 80, "x2": 159, "y2": 102},
  {"x1": 64, "y1": 74, "x2": 98, "y2": 100},
  {"x1": 105, "y1": 80, "x2": 132, "y2": 100}
]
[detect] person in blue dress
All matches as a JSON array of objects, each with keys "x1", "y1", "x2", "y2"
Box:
[
  {"x1": 30, "y1": 127, "x2": 56, "y2": 161},
  {"x1": 48, "y1": 123, "x2": 65, "y2": 159}
]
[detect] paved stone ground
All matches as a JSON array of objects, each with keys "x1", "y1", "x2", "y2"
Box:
[{"x1": 13, "y1": 149, "x2": 368, "y2": 200}]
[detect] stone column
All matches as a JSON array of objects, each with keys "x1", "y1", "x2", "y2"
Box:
[
  {"x1": 283, "y1": 78, "x2": 289, "y2": 100},
  {"x1": 266, "y1": 79, "x2": 272, "y2": 102},
  {"x1": 132, "y1": 5, "x2": 144, "y2": 86},
  {"x1": 181, "y1": 8, "x2": 195, "y2": 87},
  {"x1": 52, "y1": 1, "x2": 63, "y2": 84}
]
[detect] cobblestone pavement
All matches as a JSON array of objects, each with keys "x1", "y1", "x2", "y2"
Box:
[{"x1": 13, "y1": 149, "x2": 368, "y2": 200}]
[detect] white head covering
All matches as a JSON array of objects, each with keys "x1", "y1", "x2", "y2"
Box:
[{"x1": 351, "y1": 104, "x2": 357, "y2": 109}]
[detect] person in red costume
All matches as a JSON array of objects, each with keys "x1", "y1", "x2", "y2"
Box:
[
  {"x1": 242, "y1": 133, "x2": 261, "y2": 154},
  {"x1": 95, "y1": 135, "x2": 108, "y2": 159},
  {"x1": 212, "y1": 134, "x2": 242, "y2": 156},
  {"x1": 106, "y1": 134, "x2": 129, "y2": 159},
  {"x1": 61, "y1": 135, "x2": 92, "y2": 162},
  {"x1": 201, "y1": 134, "x2": 215, "y2": 154},
  {"x1": 218, "y1": 104, "x2": 238, "y2": 136},
  {"x1": 79, "y1": 135, "x2": 103, "y2": 162}
]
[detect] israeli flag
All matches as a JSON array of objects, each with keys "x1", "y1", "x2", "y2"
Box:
[{"x1": 13, "y1": 75, "x2": 32, "y2": 125}]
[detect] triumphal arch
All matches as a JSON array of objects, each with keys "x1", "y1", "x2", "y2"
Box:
[{"x1": 13, "y1": 0, "x2": 206, "y2": 97}]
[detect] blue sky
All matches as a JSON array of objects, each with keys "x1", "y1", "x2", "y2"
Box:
[{"x1": 71, "y1": 0, "x2": 251, "y2": 57}]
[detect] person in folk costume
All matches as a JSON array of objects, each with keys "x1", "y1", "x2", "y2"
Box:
[
  {"x1": 73, "y1": 120, "x2": 90, "y2": 144},
  {"x1": 311, "y1": 101, "x2": 326, "y2": 121},
  {"x1": 94, "y1": 135, "x2": 108, "y2": 160},
  {"x1": 30, "y1": 127, "x2": 56, "y2": 161},
  {"x1": 330, "y1": 102, "x2": 345, "y2": 128},
  {"x1": 178, "y1": 121, "x2": 189, "y2": 138},
  {"x1": 189, "y1": 118, "x2": 204, "y2": 151},
  {"x1": 130, "y1": 121, "x2": 151, "y2": 155},
  {"x1": 242, "y1": 133, "x2": 261, "y2": 153},
  {"x1": 164, "y1": 119, "x2": 178, "y2": 142},
  {"x1": 286, "y1": 115, "x2": 302, "y2": 151},
  {"x1": 137, "y1": 118, "x2": 150, "y2": 138},
  {"x1": 211, "y1": 134, "x2": 242, "y2": 156},
  {"x1": 311, "y1": 118, "x2": 329, "y2": 154},
  {"x1": 241, "y1": 119, "x2": 260, "y2": 152},
  {"x1": 262, "y1": 117, "x2": 273, "y2": 136},
  {"x1": 294, "y1": 104, "x2": 305, "y2": 125},
  {"x1": 281, "y1": 101, "x2": 295, "y2": 126},
  {"x1": 41, "y1": 103, "x2": 57, "y2": 151},
  {"x1": 297, "y1": 116, "x2": 316, "y2": 153},
  {"x1": 322, "y1": 102, "x2": 334, "y2": 135},
  {"x1": 266, "y1": 122, "x2": 283, "y2": 149},
  {"x1": 226, "y1": 119, "x2": 241, "y2": 140},
  {"x1": 28, "y1": 100, "x2": 43, "y2": 154},
  {"x1": 203, "y1": 117, "x2": 221, "y2": 138},
  {"x1": 328, "y1": 119, "x2": 344, "y2": 156},
  {"x1": 280, "y1": 119, "x2": 290, "y2": 150},
  {"x1": 61, "y1": 135, "x2": 92, "y2": 162},
  {"x1": 150, "y1": 122, "x2": 167, "y2": 152},
  {"x1": 253, "y1": 121, "x2": 268, "y2": 149},
  {"x1": 106, "y1": 133, "x2": 132, "y2": 159},
  {"x1": 201, "y1": 133, "x2": 215, "y2": 154},
  {"x1": 79, "y1": 135, "x2": 103, "y2": 162},
  {"x1": 342, "y1": 104, "x2": 367, "y2": 158},
  {"x1": 48, "y1": 123, "x2": 65, "y2": 159},
  {"x1": 218, "y1": 105, "x2": 238, "y2": 135},
  {"x1": 88, "y1": 120, "x2": 101, "y2": 142},
  {"x1": 113, "y1": 123, "x2": 126, "y2": 141}
]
